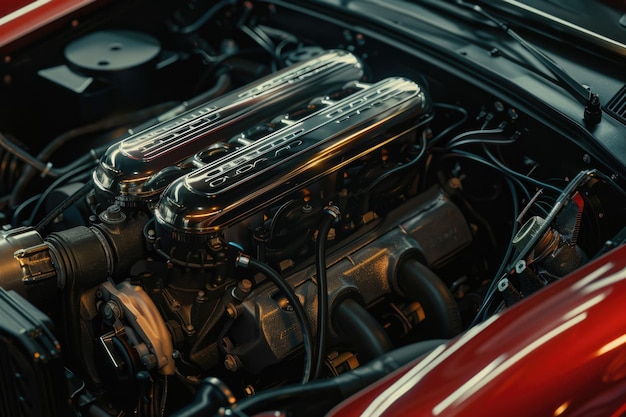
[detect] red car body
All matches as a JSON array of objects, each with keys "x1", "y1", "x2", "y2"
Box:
[
  {"x1": 329, "y1": 244, "x2": 626, "y2": 417},
  {"x1": 0, "y1": 0, "x2": 97, "y2": 50}
]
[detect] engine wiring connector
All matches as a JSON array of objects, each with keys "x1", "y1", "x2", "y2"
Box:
[{"x1": 235, "y1": 253, "x2": 251, "y2": 269}]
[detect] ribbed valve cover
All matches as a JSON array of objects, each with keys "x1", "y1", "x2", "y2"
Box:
[
  {"x1": 93, "y1": 50, "x2": 363, "y2": 206},
  {"x1": 155, "y1": 77, "x2": 430, "y2": 238}
]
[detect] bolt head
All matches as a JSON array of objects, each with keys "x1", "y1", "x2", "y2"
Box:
[
  {"x1": 224, "y1": 354, "x2": 240, "y2": 372},
  {"x1": 225, "y1": 304, "x2": 238, "y2": 318}
]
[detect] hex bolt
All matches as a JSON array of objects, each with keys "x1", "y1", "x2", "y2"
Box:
[
  {"x1": 142, "y1": 354, "x2": 158, "y2": 370},
  {"x1": 448, "y1": 177, "x2": 462, "y2": 190},
  {"x1": 232, "y1": 279, "x2": 253, "y2": 301},
  {"x1": 103, "y1": 300, "x2": 122, "y2": 321},
  {"x1": 101, "y1": 304, "x2": 113, "y2": 320},
  {"x1": 253, "y1": 227, "x2": 270, "y2": 243},
  {"x1": 195, "y1": 290, "x2": 207, "y2": 304},
  {"x1": 224, "y1": 354, "x2": 242, "y2": 372},
  {"x1": 225, "y1": 303, "x2": 238, "y2": 319}
]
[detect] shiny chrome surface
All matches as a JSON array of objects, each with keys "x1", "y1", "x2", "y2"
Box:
[
  {"x1": 155, "y1": 77, "x2": 430, "y2": 236},
  {"x1": 92, "y1": 49, "x2": 363, "y2": 205}
]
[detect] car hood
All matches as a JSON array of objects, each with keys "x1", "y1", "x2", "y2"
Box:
[{"x1": 482, "y1": 0, "x2": 626, "y2": 55}]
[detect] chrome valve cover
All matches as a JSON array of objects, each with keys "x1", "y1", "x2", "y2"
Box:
[
  {"x1": 92, "y1": 50, "x2": 363, "y2": 206},
  {"x1": 155, "y1": 76, "x2": 431, "y2": 238}
]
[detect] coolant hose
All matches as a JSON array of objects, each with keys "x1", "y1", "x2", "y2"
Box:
[
  {"x1": 236, "y1": 255, "x2": 314, "y2": 384},
  {"x1": 335, "y1": 298, "x2": 394, "y2": 363},
  {"x1": 398, "y1": 258, "x2": 462, "y2": 338},
  {"x1": 231, "y1": 338, "x2": 446, "y2": 417},
  {"x1": 313, "y1": 206, "x2": 340, "y2": 379}
]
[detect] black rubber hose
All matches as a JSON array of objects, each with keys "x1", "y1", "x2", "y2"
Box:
[
  {"x1": 362, "y1": 115, "x2": 432, "y2": 194},
  {"x1": 334, "y1": 298, "x2": 394, "y2": 364},
  {"x1": 232, "y1": 339, "x2": 446, "y2": 417},
  {"x1": 169, "y1": 377, "x2": 236, "y2": 417},
  {"x1": 35, "y1": 180, "x2": 94, "y2": 233},
  {"x1": 313, "y1": 206, "x2": 340, "y2": 379},
  {"x1": 26, "y1": 163, "x2": 95, "y2": 226},
  {"x1": 397, "y1": 258, "x2": 462, "y2": 338},
  {"x1": 237, "y1": 255, "x2": 314, "y2": 384}
]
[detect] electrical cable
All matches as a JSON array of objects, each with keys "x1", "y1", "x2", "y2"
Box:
[
  {"x1": 469, "y1": 169, "x2": 626, "y2": 325},
  {"x1": 313, "y1": 206, "x2": 340, "y2": 379},
  {"x1": 362, "y1": 114, "x2": 434, "y2": 194},
  {"x1": 239, "y1": 25, "x2": 281, "y2": 70},
  {"x1": 267, "y1": 199, "x2": 297, "y2": 248},
  {"x1": 443, "y1": 127, "x2": 506, "y2": 150},
  {"x1": 482, "y1": 145, "x2": 564, "y2": 194},
  {"x1": 235, "y1": 255, "x2": 314, "y2": 384},
  {"x1": 470, "y1": 177, "x2": 519, "y2": 325},
  {"x1": 20, "y1": 142, "x2": 107, "y2": 226},
  {"x1": 11, "y1": 193, "x2": 40, "y2": 226},
  {"x1": 428, "y1": 102, "x2": 468, "y2": 146},
  {"x1": 446, "y1": 134, "x2": 518, "y2": 149},
  {"x1": 441, "y1": 149, "x2": 532, "y2": 201}
]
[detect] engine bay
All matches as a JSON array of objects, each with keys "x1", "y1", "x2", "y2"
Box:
[{"x1": 1, "y1": 1, "x2": 626, "y2": 416}]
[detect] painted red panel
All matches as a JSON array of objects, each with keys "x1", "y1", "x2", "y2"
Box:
[
  {"x1": 0, "y1": 0, "x2": 96, "y2": 50},
  {"x1": 0, "y1": 0, "x2": 36, "y2": 17},
  {"x1": 329, "y1": 244, "x2": 626, "y2": 417}
]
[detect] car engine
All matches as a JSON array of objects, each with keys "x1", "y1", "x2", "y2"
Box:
[{"x1": 1, "y1": 1, "x2": 625, "y2": 416}]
